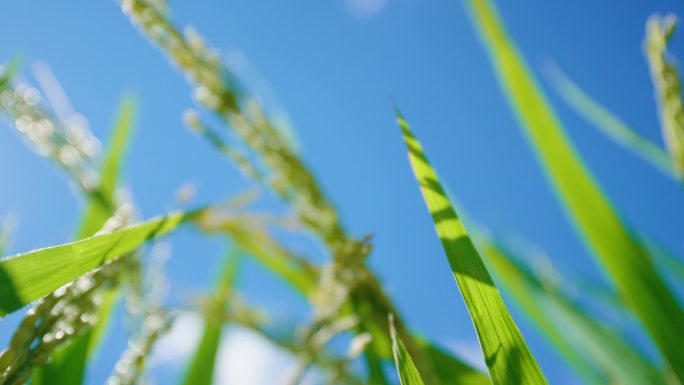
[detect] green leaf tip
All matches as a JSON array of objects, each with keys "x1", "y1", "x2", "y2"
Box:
[
  {"x1": 0, "y1": 209, "x2": 198, "y2": 318},
  {"x1": 389, "y1": 314, "x2": 426, "y2": 385},
  {"x1": 397, "y1": 109, "x2": 547, "y2": 385}
]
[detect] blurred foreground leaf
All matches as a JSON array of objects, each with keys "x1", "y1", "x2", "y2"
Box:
[
  {"x1": 181, "y1": 248, "x2": 242, "y2": 385},
  {"x1": 481, "y1": 237, "x2": 665, "y2": 385},
  {"x1": 0, "y1": 210, "x2": 197, "y2": 318},
  {"x1": 466, "y1": 0, "x2": 684, "y2": 379},
  {"x1": 544, "y1": 62, "x2": 675, "y2": 179}
]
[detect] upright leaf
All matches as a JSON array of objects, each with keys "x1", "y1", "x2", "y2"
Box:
[
  {"x1": 465, "y1": 0, "x2": 684, "y2": 379},
  {"x1": 389, "y1": 314, "x2": 426, "y2": 385},
  {"x1": 181, "y1": 248, "x2": 242, "y2": 385},
  {"x1": 78, "y1": 96, "x2": 137, "y2": 238},
  {"x1": 544, "y1": 63, "x2": 675, "y2": 179},
  {"x1": 397, "y1": 110, "x2": 547, "y2": 385}
]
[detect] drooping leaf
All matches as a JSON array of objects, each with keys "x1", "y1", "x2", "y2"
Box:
[
  {"x1": 389, "y1": 314, "x2": 426, "y2": 385},
  {"x1": 465, "y1": 0, "x2": 684, "y2": 379},
  {"x1": 0, "y1": 210, "x2": 197, "y2": 317},
  {"x1": 544, "y1": 62, "x2": 675, "y2": 179},
  {"x1": 480, "y1": 237, "x2": 665, "y2": 385},
  {"x1": 181, "y1": 247, "x2": 242, "y2": 385},
  {"x1": 397, "y1": 109, "x2": 547, "y2": 385},
  {"x1": 33, "y1": 96, "x2": 138, "y2": 385}
]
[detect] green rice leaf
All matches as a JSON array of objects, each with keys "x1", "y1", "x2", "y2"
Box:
[
  {"x1": 0, "y1": 210, "x2": 197, "y2": 317},
  {"x1": 544, "y1": 62, "x2": 675, "y2": 179},
  {"x1": 78, "y1": 96, "x2": 137, "y2": 239},
  {"x1": 465, "y1": 0, "x2": 684, "y2": 379},
  {"x1": 481, "y1": 237, "x2": 665, "y2": 385},
  {"x1": 32, "y1": 97, "x2": 138, "y2": 385},
  {"x1": 397, "y1": 109, "x2": 547, "y2": 385},
  {"x1": 389, "y1": 314, "x2": 426, "y2": 385},
  {"x1": 181, "y1": 248, "x2": 242, "y2": 385}
]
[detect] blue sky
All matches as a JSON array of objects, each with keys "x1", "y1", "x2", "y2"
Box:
[{"x1": 1, "y1": 0, "x2": 684, "y2": 384}]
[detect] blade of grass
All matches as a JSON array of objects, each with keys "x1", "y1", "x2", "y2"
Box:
[
  {"x1": 0, "y1": 209, "x2": 198, "y2": 317},
  {"x1": 481, "y1": 237, "x2": 665, "y2": 385},
  {"x1": 466, "y1": 0, "x2": 684, "y2": 379},
  {"x1": 543, "y1": 62, "x2": 676, "y2": 179},
  {"x1": 78, "y1": 96, "x2": 137, "y2": 239},
  {"x1": 389, "y1": 314, "x2": 426, "y2": 385},
  {"x1": 181, "y1": 247, "x2": 242, "y2": 385},
  {"x1": 32, "y1": 97, "x2": 138, "y2": 385},
  {"x1": 397, "y1": 109, "x2": 547, "y2": 385}
]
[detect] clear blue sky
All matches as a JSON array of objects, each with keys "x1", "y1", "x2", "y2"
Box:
[{"x1": 1, "y1": 1, "x2": 683, "y2": 384}]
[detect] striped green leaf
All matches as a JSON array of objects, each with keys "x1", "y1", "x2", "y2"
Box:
[
  {"x1": 465, "y1": 0, "x2": 684, "y2": 379},
  {"x1": 397, "y1": 109, "x2": 547, "y2": 385}
]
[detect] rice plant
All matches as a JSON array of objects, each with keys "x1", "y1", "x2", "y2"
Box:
[{"x1": 0, "y1": 0, "x2": 682, "y2": 384}]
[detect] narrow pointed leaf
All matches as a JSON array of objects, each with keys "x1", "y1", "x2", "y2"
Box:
[
  {"x1": 390, "y1": 314, "x2": 426, "y2": 385},
  {"x1": 544, "y1": 63, "x2": 675, "y2": 179},
  {"x1": 397, "y1": 110, "x2": 547, "y2": 385},
  {"x1": 0, "y1": 210, "x2": 196, "y2": 317},
  {"x1": 466, "y1": 0, "x2": 684, "y2": 379},
  {"x1": 78, "y1": 96, "x2": 137, "y2": 239},
  {"x1": 181, "y1": 248, "x2": 242, "y2": 385}
]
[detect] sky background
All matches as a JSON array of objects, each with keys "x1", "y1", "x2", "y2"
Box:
[{"x1": 1, "y1": 0, "x2": 684, "y2": 384}]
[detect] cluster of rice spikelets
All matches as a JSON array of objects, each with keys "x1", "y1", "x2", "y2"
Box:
[
  {"x1": 0, "y1": 263, "x2": 120, "y2": 385},
  {"x1": 645, "y1": 14, "x2": 684, "y2": 177},
  {"x1": 0, "y1": 69, "x2": 145, "y2": 384},
  {"x1": 118, "y1": 0, "x2": 383, "y2": 364},
  {"x1": 0, "y1": 70, "x2": 101, "y2": 192}
]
